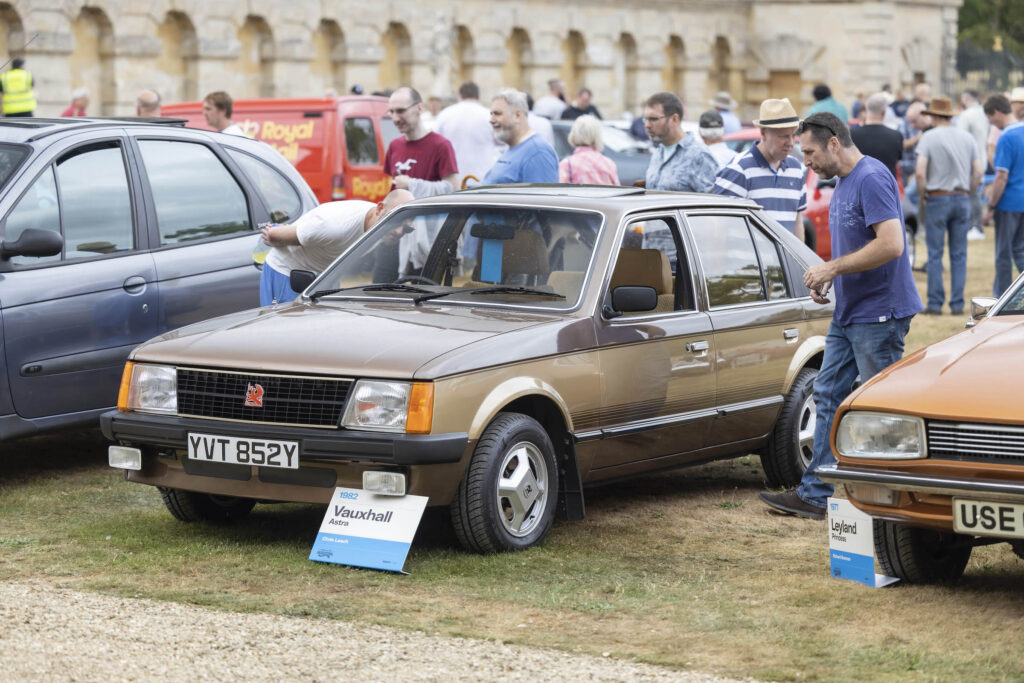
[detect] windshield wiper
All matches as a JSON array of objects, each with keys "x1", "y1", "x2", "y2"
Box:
[
  {"x1": 309, "y1": 283, "x2": 432, "y2": 302},
  {"x1": 412, "y1": 286, "x2": 565, "y2": 305}
]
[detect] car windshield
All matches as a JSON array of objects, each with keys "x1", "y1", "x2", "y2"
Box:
[
  {"x1": 313, "y1": 204, "x2": 604, "y2": 310},
  {"x1": 0, "y1": 144, "x2": 29, "y2": 191},
  {"x1": 997, "y1": 279, "x2": 1024, "y2": 314}
]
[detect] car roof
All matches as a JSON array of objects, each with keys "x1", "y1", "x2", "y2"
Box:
[
  {"x1": 417, "y1": 184, "x2": 761, "y2": 211},
  {"x1": 0, "y1": 117, "x2": 189, "y2": 144}
]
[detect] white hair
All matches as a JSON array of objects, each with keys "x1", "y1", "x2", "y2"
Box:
[
  {"x1": 492, "y1": 88, "x2": 529, "y2": 114},
  {"x1": 71, "y1": 87, "x2": 89, "y2": 100},
  {"x1": 568, "y1": 114, "x2": 604, "y2": 150},
  {"x1": 700, "y1": 126, "x2": 725, "y2": 140}
]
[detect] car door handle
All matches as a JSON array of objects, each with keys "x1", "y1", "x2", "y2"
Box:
[
  {"x1": 783, "y1": 328, "x2": 799, "y2": 342},
  {"x1": 123, "y1": 276, "x2": 148, "y2": 294},
  {"x1": 686, "y1": 340, "x2": 709, "y2": 355}
]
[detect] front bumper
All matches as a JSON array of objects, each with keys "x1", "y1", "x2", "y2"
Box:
[
  {"x1": 817, "y1": 463, "x2": 1024, "y2": 504},
  {"x1": 101, "y1": 410, "x2": 468, "y2": 466}
]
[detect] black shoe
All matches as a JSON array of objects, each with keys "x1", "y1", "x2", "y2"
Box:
[
  {"x1": 921, "y1": 308, "x2": 941, "y2": 315},
  {"x1": 758, "y1": 490, "x2": 826, "y2": 520}
]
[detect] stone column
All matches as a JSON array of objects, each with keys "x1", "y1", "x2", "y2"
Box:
[
  {"x1": 103, "y1": 13, "x2": 162, "y2": 115},
  {"x1": 193, "y1": 18, "x2": 241, "y2": 99},
  {"x1": 345, "y1": 24, "x2": 386, "y2": 93},
  {"x1": 263, "y1": 21, "x2": 315, "y2": 99},
  {"x1": 18, "y1": 9, "x2": 73, "y2": 116}
]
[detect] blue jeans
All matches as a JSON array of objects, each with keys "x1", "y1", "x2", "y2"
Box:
[
  {"x1": 797, "y1": 316, "x2": 913, "y2": 507},
  {"x1": 993, "y1": 210, "x2": 1024, "y2": 297},
  {"x1": 925, "y1": 194, "x2": 970, "y2": 312}
]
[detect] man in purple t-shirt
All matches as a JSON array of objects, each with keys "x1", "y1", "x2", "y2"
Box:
[{"x1": 759, "y1": 112, "x2": 922, "y2": 520}]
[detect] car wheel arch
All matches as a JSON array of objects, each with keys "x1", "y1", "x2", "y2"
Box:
[{"x1": 781, "y1": 337, "x2": 825, "y2": 395}]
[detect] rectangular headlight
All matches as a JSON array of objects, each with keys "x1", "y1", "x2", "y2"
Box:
[
  {"x1": 342, "y1": 380, "x2": 412, "y2": 432},
  {"x1": 124, "y1": 363, "x2": 177, "y2": 414},
  {"x1": 836, "y1": 411, "x2": 926, "y2": 459}
]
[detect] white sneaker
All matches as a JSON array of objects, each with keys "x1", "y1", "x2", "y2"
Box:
[{"x1": 967, "y1": 227, "x2": 985, "y2": 240}]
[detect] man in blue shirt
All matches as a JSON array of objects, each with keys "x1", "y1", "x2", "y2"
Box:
[
  {"x1": 642, "y1": 91, "x2": 717, "y2": 193},
  {"x1": 482, "y1": 89, "x2": 558, "y2": 185},
  {"x1": 983, "y1": 93, "x2": 1024, "y2": 296},
  {"x1": 759, "y1": 112, "x2": 922, "y2": 520}
]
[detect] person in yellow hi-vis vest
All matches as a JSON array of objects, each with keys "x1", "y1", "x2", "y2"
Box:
[{"x1": 0, "y1": 58, "x2": 36, "y2": 118}]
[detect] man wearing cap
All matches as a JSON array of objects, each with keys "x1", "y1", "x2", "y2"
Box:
[
  {"x1": 710, "y1": 91, "x2": 741, "y2": 134},
  {"x1": 759, "y1": 112, "x2": 921, "y2": 520},
  {"x1": 698, "y1": 110, "x2": 735, "y2": 168},
  {"x1": 915, "y1": 96, "x2": 983, "y2": 315},
  {"x1": 713, "y1": 98, "x2": 806, "y2": 242},
  {"x1": 642, "y1": 91, "x2": 717, "y2": 193},
  {"x1": 983, "y1": 93, "x2": 1024, "y2": 297}
]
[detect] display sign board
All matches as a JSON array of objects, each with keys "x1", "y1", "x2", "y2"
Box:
[
  {"x1": 827, "y1": 497, "x2": 898, "y2": 588},
  {"x1": 310, "y1": 487, "x2": 428, "y2": 573}
]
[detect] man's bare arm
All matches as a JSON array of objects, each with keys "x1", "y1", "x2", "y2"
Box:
[
  {"x1": 261, "y1": 223, "x2": 300, "y2": 247},
  {"x1": 803, "y1": 218, "x2": 904, "y2": 303}
]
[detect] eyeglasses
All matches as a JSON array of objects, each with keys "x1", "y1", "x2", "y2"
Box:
[
  {"x1": 642, "y1": 115, "x2": 666, "y2": 124},
  {"x1": 387, "y1": 106, "x2": 415, "y2": 116},
  {"x1": 797, "y1": 120, "x2": 837, "y2": 138}
]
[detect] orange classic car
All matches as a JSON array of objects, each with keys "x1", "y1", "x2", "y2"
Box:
[{"x1": 818, "y1": 282, "x2": 1024, "y2": 583}]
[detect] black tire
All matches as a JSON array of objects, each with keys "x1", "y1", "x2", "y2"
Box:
[
  {"x1": 802, "y1": 217, "x2": 817, "y2": 252},
  {"x1": 874, "y1": 519, "x2": 972, "y2": 584},
  {"x1": 761, "y1": 366, "x2": 818, "y2": 488},
  {"x1": 905, "y1": 225, "x2": 917, "y2": 270},
  {"x1": 449, "y1": 413, "x2": 558, "y2": 553},
  {"x1": 159, "y1": 487, "x2": 256, "y2": 523},
  {"x1": 1011, "y1": 540, "x2": 1024, "y2": 561}
]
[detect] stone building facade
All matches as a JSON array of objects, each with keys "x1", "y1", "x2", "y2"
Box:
[{"x1": 0, "y1": 0, "x2": 961, "y2": 120}]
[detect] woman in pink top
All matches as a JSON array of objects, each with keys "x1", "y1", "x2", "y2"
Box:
[{"x1": 558, "y1": 115, "x2": 620, "y2": 185}]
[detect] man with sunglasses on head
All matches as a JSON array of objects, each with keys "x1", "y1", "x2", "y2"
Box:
[{"x1": 759, "y1": 112, "x2": 921, "y2": 521}]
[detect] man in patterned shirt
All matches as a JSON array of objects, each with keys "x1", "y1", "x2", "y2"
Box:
[
  {"x1": 713, "y1": 98, "x2": 806, "y2": 242},
  {"x1": 642, "y1": 91, "x2": 717, "y2": 193}
]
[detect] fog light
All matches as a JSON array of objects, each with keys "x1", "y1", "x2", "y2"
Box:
[
  {"x1": 846, "y1": 483, "x2": 899, "y2": 507},
  {"x1": 363, "y1": 471, "x2": 406, "y2": 496},
  {"x1": 109, "y1": 446, "x2": 142, "y2": 471}
]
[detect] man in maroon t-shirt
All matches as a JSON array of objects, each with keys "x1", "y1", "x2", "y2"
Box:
[{"x1": 384, "y1": 87, "x2": 459, "y2": 197}]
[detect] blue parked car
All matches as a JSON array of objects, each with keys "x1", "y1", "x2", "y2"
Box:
[{"x1": 0, "y1": 117, "x2": 317, "y2": 442}]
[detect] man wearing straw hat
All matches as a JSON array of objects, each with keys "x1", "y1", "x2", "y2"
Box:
[
  {"x1": 914, "y1": 95, "x2": 983, "y2": 315},
  {"x1": 713, "y1": 98, "x2": 806, "y2": 242}
]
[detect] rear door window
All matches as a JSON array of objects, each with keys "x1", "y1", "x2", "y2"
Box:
[
  {"x1": 688, "y1": 213, "x2": 767, "y2": 307},
  {"x1": 137, "y1": 140, "x2": 251, "y2": 245},
  {"x1": 343, "y1": 118, "x2": 379, "y2": 165},
  {"x1": 227, "y1": 149, "x2": 302, "y2": 224}
]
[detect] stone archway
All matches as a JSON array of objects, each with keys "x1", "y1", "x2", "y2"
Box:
[
  {"x1": 664, "y1": 35, "x2": 686, "y2": 95},
  {"x1": 561, "y1": 30, "x2": 585, "y2": 97},
  {"x1": 156, "y1": 11, "x2": 198, "y2": 104},
  {"x1": 235, "y1": 16, "x2": 274, "y2": 98},
  {"x1": 0, "y1": 3, "x2": 24, "y2": 65},
  {"x1": 70, "y1": 7, "x2": 115, "y2": 115},
  {"x1": 312, "y1": 19, "x2": 345, "y2": 96},
  {"x1": 503, "y1": 28, "x2": 531, "y2": 93},
  {"x1": 454, "y1": 25, "x2": 474, "y2": 90},
  {"x1": 615, "y1": 32, "x2": 638, "y2": 116},
  {"x1": 380, "y1": 22, "x2": 411, "y2": 90}
]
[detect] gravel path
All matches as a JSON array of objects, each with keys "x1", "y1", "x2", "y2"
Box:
[{"x1": 0, "y1": 581, "x2": 747, "y2": 682}]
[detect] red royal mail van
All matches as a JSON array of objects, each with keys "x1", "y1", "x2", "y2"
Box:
[{"x1": 163, "y1": 96, "x2": 399, "y2": 204}]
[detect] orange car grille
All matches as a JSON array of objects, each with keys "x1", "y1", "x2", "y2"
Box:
[
  {"x1": 927, "y1": 420, "x2": 1024, "y2": 463},
  {"x1": 177, "y1": 368, "x2": 352, "y2": 428}
]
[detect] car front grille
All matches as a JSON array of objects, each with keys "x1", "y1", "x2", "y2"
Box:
[
  {"x1": 927, "y1": 420, "x2": 1024, "y2": 464},
  {"x1": 177, "y1": 368, "x2": 352, "y2": 428}
]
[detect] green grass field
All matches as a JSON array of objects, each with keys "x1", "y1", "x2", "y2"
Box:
[{"x1": 1, "y1": 235, "x2": 1021, "y2": 681}]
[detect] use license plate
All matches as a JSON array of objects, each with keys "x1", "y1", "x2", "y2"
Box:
[
  {"x1": 952, "y1": 498, "x2": 1024, "y2": 539},
  {"x1": 187, "y1": 433, "x2": 299, "y2": 470}
]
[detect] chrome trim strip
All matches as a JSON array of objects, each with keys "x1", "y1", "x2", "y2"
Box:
[
  {"x1": 599, "y1": 408, "x2": 718, "y2": 437},
  {"x1": 573, "y1": 430, "x2": 603, "y2": 443},
  {"x1": 177, "y1": 366, "x2": 355, "y2": 383},
  {"x1": 816, "y1": 464, "x2": 1024, "y2": 502},
  {"x1": 716, "y1": 395, "x2": 783, "y2": 416}
]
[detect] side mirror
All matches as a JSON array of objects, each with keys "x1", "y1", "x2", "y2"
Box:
[
  {"x1": 0, "y1": 228, "x2": 63, "y2": 260},
  {"x1": 290, "y1": 269, "x2": 317, "y2": 294},
  {"x1": 607, "y1": 285, "x2": 658, "y2": 318},
  {"x1": 966, "y1": 296, "x2": 998, "y2": 327}
]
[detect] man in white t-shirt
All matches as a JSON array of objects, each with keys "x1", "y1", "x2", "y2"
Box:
[
  {"x1": 203, "y1": 91, "x2": 245, "y2": 136},
  {"x1": 259, "y1": 189, "x2": 413, "y2": 305},
  {"x1": 435, "y1": 82, "x2": 504, "y2": 188}
]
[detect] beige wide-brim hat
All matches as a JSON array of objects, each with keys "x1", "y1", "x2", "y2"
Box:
[
  {"x1": 923, "y1": 96, "x2": 955, "y2": 118},
  {"x1": 1010, "y1": 87, "x2": 1024, "y2": 103},
  {"x1": 753, "y1": 98, "x2": 801, "y2": 128},
  {"x1": 709, "y1": 91, "x2": 738, "y2": 110}
]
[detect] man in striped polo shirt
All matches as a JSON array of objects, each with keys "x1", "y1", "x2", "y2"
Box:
[{"x1": 713, "y1": 98, "x2": 806, "y2": 243}]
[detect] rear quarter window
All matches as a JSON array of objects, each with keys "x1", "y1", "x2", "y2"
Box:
[{"x1": 228, "y1": 149, "x2": 303, "y2": 224}]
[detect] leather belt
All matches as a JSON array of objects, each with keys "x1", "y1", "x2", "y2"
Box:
[{"x1": 926, "y1": 189, "x2": 968, "y2": 197}]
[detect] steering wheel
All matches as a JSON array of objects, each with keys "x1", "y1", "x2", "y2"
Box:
[{"x1": 394, "y1": 275, "x2": 438, "y2": 285}]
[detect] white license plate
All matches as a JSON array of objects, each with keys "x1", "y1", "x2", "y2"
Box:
[
  {"x1": 952, "y1": 498, "x2": 1024, "y2": 539},
  {"x1": 187, "y1": 433, "x2": 299, "y2": 470}
]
